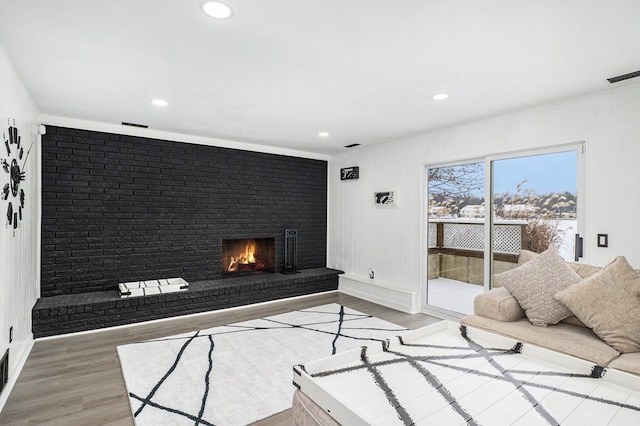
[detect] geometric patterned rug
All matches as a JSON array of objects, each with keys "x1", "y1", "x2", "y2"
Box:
[
  {"x1": 294, "y1": 322, "x2": 640, "y2": 425},
  {"x1": 117, "y1": 304, "x2": 409, "y2": 425}
]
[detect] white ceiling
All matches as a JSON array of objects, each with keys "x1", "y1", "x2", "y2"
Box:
[{"x1": 0, "y1": 0, "x2": 639, "y2": 155}]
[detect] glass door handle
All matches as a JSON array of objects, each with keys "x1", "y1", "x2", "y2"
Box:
[{"x1": 574, "y1": 234, "x2": 584, "y2": 262}]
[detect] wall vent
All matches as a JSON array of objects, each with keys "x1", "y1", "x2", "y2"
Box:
[
  {"x1": 344, "y1": 143, "x2": 361, "y2": 148},
  {"x1": 607, "y1": 70, "x2": 640, "y2": 84},
  {"x1": 121, "y1": 121, "x2": 149, "y2": 128},
  {"x1": 0, "y1": 349, "x2": 8, "y2": 396}
]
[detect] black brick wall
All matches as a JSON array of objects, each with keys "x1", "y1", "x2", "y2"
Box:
[{"x1": 41, "y1": 126, "x2": 328, "y2": 297}]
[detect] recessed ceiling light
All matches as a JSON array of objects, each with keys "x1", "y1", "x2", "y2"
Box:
[
  {"x1": 150, "y1": 99, "x2": 168, "y2": 107},
  {"x1": 318, "y1": 132, "x2": 330, "y2": 137},
  {"x1": 432, "y1": 93, "x2": 449, "y2": 101},
  {"x1": 201, "y1": 1, "x2": 234, "y2": 19}
]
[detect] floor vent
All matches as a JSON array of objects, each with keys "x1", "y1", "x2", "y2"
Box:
[{"x1": 0, "y1": 349, "x2": 8, "y2": 396}]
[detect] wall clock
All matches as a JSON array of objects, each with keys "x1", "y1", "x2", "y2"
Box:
[{"x1": 2, "y1": 119, "x2": 31, "y2": 234}]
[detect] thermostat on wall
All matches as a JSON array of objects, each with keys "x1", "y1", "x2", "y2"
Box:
[{"x1": 374, "y1": 191, "x2": 395, "y2": 205}]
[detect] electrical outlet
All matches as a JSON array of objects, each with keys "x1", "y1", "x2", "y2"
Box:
[{"x1": 369, "y1": 270, "x2": 374, "y2": 279}]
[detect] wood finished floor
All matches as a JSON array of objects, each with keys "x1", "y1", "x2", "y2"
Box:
[{"x1": 0, "y1": 292, "x2": 442, "y2": 425}]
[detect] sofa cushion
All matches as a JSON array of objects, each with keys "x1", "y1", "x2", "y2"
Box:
[
  {"x1": 473, "y1": 287, "x2": 525, "y2": 322},
  {"x1": 461, "y1": 315, "x2": 620, "y2": 366},
  {"x1": 567, "y1": 262, "x2": 603, "y2": 279},
  {"x1": 555, "y1": 256, "x2": 640, "y2": 353},
  {"x1": 517, "y1": 249, "x2": 538, "y2": 265},
  {"x1": 518, "y1": 249, "x2": 602, "y2": 278},
  {"x1": 607, "y1": 352, "x2": 640, "y2": 376},
  {"x1": 560, "y1": 315, "x2": 586, "y2": 327},
  {"x1": 495, "y1": 247, "x2": 581, "y2": 326}
]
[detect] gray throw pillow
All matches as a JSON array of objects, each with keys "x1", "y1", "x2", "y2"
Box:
[
  {"x1": 495, "y1": 247, "x2": 581, "y2": 326},
  {"x1": 555, "y1": 256, "x2": 640, "y2": 353}
]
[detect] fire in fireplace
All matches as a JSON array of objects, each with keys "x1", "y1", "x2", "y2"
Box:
[{"x1": 222, "y1": 237, "x2": 275, "y2": 275}]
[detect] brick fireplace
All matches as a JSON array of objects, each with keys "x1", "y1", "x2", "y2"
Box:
[
  {"x1": 32, "y1": 126, "x2": 337, "y2": 337},
  {"x1": 40, "y1": 126, "x2": 328, "y2": 297}
]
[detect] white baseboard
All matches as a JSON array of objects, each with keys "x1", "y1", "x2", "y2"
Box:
[
  {"x1": 0, "y1": 339, "x2": 34, "y2": 414},
  {"x1": 338, "y1": 275, "x2": 421, "y2": 314}
]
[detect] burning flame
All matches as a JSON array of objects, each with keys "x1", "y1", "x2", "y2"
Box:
[{"x1": 227, "y1": 241, "x2": 262, "y2": 272}]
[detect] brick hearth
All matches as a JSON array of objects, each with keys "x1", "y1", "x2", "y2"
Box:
[{"x1": 32, "y1": 268, "x2": 341, "y2": 338}]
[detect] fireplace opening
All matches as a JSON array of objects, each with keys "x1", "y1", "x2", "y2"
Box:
[{"x1": 222, "y1": 237, "x2": 275, "y2": 275}]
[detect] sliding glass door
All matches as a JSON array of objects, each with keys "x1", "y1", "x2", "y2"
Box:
[
  {"x1": 426, "y1": 161, "x2": 485, "y2": 315},
  {"x1": 426, "y1": 145, "x2": 583, "y2": 316},
  {"x1": 491, "y1": 150, "x2": 580, "y2": 281}
]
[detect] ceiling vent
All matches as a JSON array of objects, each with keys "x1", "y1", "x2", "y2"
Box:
[
  {"x1": 121, "y1": 121, "x2": 149, "y2": 128},
  {"x1": 607, "y1": 70, "x2": 640, "y2": 84},
  {"x1": 344, "y1": 143, "x2": 361, "y2": 148}
]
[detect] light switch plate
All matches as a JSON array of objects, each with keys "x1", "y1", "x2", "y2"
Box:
[{"x1": 597, "y1": 234, "x2": 608, "y2": 247}]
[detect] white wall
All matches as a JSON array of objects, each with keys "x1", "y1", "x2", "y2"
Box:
[
  {"x1": 328, "y1": 82, "x2": 640, "y2": 313},
  {"x1": 0, "y1": 45, "x2": 40, "y2": 409}
]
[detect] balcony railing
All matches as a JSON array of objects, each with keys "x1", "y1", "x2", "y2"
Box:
[
  {"x1": 428, "y1": 219, "x2": 527, "y2": 263},
  {"x1": 428, "y1": 219, "x2": 528, "y2": 286}
]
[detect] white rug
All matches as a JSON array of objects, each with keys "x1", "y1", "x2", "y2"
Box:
[
  {"x1": 117, "y1": 304, "x2": 408, "y2": 425},
  {"x1": 295, "y1": 322, "x2": 640, "y2": 425}
]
